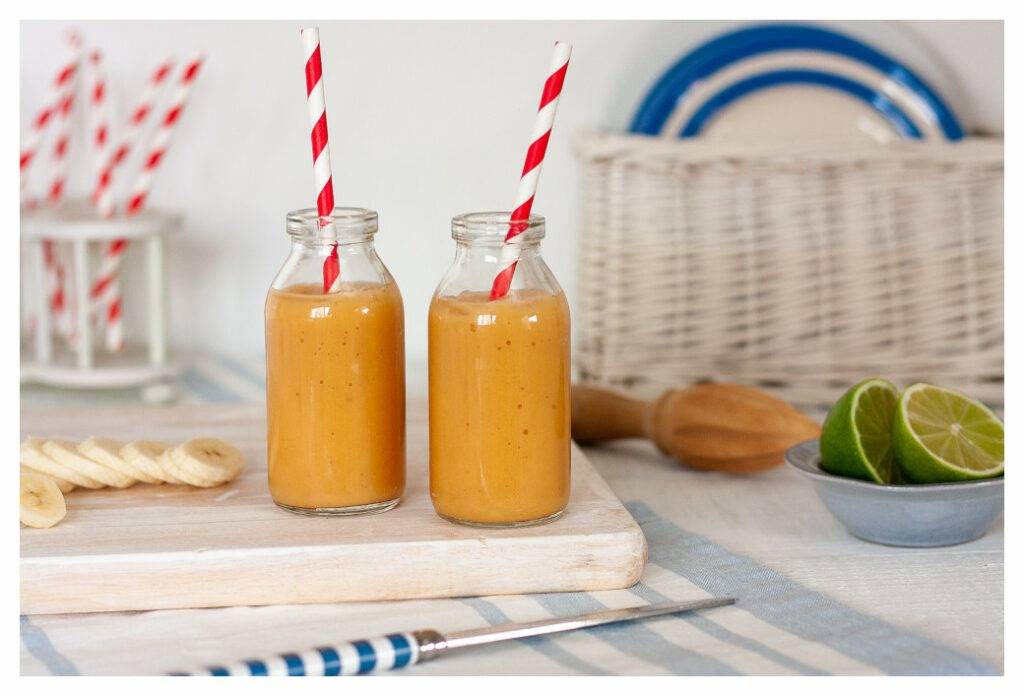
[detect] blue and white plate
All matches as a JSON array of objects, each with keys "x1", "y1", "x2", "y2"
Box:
[{"x1": 630, "y1": 24, "x2": 963, "y2": 143}]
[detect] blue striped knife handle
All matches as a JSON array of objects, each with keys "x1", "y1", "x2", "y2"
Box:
[{"x1": 172, "y1": 630, "x2": 439, "y2": 676}]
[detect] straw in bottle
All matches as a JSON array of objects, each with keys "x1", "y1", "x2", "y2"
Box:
[
  {"x1": 300, "y1": 26, "x2": 340, "y2": 293},
  {"x1": 489, "y1": 41, "x2": 571, "y2": 301}
]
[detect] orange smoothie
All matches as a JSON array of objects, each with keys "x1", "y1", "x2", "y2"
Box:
[
  {"x1": 428, "y1": 289, "x2": 571, "y2": 525},
  {"x1": 266, "y1": 281, "x2": 405, "y2": 512}
]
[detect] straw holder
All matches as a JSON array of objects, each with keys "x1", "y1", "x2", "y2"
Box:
[{"x1": 20, "y1": 200, "x2": 180, "y2": 403}]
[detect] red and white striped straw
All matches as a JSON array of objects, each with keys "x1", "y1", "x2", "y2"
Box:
[
  {"x1": 43, "y1": 33, "x2": 84, "y2": 208},
  {"x1": 36, "y1": 35, "x2": 83, "y2": 339},
  {"x1": 92, "y1": 54, "x2": 204, "y2": 352},
  {"x1": 19, "y1": 58, "x2": 79, "y2": 196},
  {"x1": 489, "y1": 41, "x2": 571, "y2": 301},
  {"x1": 44, "y1": 68, "x2": 80, "y2": 207},
  {"x1": 124, "y1": 54, "x2": 204, "y2": 216},
  {"x1": 91, "y1": 239, "x2": 127, "y2": 350},
  {"x1": 86, "y1": 50, "x2": 113, "y2": 212},
  {"x1": 300, "y1": 27, "x2": 339, "y2": 293},
  {"x1": 42, "y1": 240, "x2": 68, "y2": 333},
  {"x1": 44, "y1": 92, "x2": 74, "y2": 206},
  {"x1": 93, "y1": 58, "x2": 175, "y2": 217}
]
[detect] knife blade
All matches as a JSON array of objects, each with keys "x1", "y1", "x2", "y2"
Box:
[{"x1": 173, "y1": 597, "x2": 735, "y2": 676}]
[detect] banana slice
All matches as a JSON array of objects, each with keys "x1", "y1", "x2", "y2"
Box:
[
  {"x1": 42, "y1": 439, "x2": 135, "y2": 489},
  {"x1": 21, "y1": 437, "x2": 104, "y2": 489},
  {"x1": 20, "y1": 465, "x2": 76, "y2": 494},
  {"x1": 122, "y1": 441, "x2": 187, "y2": 485},
  {"x1": 21, "y1": 471, "x2": 67, "y2": 528},
  {"x1": 164, "y1": 438, "x2": 245, "y2": 488},
  {"x1": 79, "y1": 437, "x2": 160, "y2": 485},
  {"x1": 156, "y1": 451, "x2": 216, "y2": 487}
]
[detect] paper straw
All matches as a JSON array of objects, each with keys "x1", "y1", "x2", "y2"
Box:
[
  {"x1": 22, "y1": 34, "x2": 80, "y2": 345},
  {"x1": 44, "y1": 89, "x2": 79, "y2": 207},
  {"x1": 90, "y1": 238, "x2": 127, "y2": 349},
  {"x1": 36, "y1": 34, "x2": 83, "y2": 340},
  {"x1": 102, "y1": 275, "x2": 124, "y2": 353},
  {"x1": 43, "y1": 91, "x2": 74, "y2": 207},
  {"x1": 42, "y1": 240, "x2": 68, "y2": 330},
  {"x1": 19, "y1": 58, "x2": 79, "y2": 198},
  {"x1": 300, "y1": 26, "x2": 340, "y2": 293},
  {"x1": 90, "y1": 238, "x2": 126, "y2": 311},
  {"x1": 86, "y1": 50, "x2": 112, "y2": 213},
  {"x1": 93, "y1": 58, "x2": 175, "y2": 217},
  {"x1": 123, "y1": 54, "x2": 204, "y2": 215},
  {"x1": 92, "y1": 54, "x2": 204, "y2": 352},
  {"x1": 489, "y1": 41, "x2": 571, "y2": 301},
  {"x1": 43, "y1": 33, "x2": 84, "y2": 207},
  {"x1": 21, "y1": 31, "x2": 82, "y2": 192}
]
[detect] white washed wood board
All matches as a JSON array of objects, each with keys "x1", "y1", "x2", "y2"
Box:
[{"x1": 20, "y1": 402, "x2": 647, "y2": 614}]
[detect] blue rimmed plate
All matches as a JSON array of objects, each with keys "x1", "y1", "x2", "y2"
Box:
[{"x1": 630, "y1": 23, "x2": 964, "y2": 143}]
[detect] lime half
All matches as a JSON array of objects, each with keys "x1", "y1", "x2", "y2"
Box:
[
  {"x1": 893, "y1": 383, "x2": 1004, "y2": 483},
  {"x1": 820, "y1": 378, "x2": 899, "y2": 484}
]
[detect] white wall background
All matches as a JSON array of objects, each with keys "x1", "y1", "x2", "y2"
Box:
[{"x1": 20, "y1": 20, "x2": 1004, "y2": 366}]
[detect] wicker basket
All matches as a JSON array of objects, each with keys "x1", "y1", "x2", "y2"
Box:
[{"x1": 573, "y1": 132, "x2": 1004, "y2": 408}]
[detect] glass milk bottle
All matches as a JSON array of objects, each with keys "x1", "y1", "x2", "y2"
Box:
[
  {"x1": 428, "y1": 212, "x2": 571, "y2": 527},
  {"x1": 265, "y1": 208, "x2": 405, "y2": 515}
]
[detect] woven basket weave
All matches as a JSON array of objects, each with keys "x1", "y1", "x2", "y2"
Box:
[{"x1": 573, "y1": 132, "x2": 1004, "y2": 408}]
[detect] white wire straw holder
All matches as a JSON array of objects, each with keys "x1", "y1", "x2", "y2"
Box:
[{"x1": 21, "y1": 200, "x2": 180, "y2": 403}]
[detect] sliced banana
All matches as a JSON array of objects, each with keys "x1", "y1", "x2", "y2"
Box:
[
  {"x1": 79, "y1": 437, "x2": 161, "y2": 485},
  {"x1": 156, "y1": 451, "x2": 215, "y2": 488},
  {"x1": 42, "y1": 439, "x2": 135, "y2": 489},
  {"x1": 122, "y1": 441, "x2": 187, "y2": 485},
  {"x1": 164, "y1": 438, "x2": 245, "y2": 488},
  {"x1": 20, "y1": 465, "x2": 76, "y2": 494},
  {"x1": 21, "y1": 471, "x2": 67, "y2": 528},
  {"x1": 21, "y1": 437, "x2": 104, "y2": 489}
]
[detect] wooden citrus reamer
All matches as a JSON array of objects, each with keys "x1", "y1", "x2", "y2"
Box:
[{"x1": 571, "y1": 382, "x2": 822, "y2": 473}]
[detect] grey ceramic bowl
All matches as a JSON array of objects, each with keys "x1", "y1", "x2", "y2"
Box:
[{"x1": 787, "y1": 439, "x2": 1003, "y2": 547}]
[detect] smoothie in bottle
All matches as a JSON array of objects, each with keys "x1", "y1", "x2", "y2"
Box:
[
  {"x1": 429, "y1": 213, "x2": 570, "y2": 526},
  {"x1": 265, "y1": 208, "x2": 405, "y2": 514}
]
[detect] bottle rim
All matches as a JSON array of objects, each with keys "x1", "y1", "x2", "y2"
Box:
[
  {"x1": 286, "y1": 207, "x2": 378, "y2": 240},
  {"x1": 451, "y1": 212, "x2": 545, "y2": 243}
]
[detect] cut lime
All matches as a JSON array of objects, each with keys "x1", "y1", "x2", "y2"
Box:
[
  {"x1": 893, "y1": 383, "x2": 1004, "y2": 483},
  {"x1": 820, "y1": 378, "x2": 899, "y2": 484}
]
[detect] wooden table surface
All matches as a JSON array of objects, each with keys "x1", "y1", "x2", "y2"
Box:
[
  {"x1": 20, "y1": 364, "x2": 1003, "y2": 675},
  {"x1": 585, "y1": 439, "x2": 1003, "y2": 668}
]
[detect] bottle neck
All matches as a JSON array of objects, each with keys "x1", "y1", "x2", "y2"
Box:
[
  {"x1": 273, "y1": 237, "x2": 391, "y2": 291},
  {"x1": 435, "y1": 212, "x2": 556, "y2": 298},
  {"x1": 291, "y1": 237, "x2": 376, "y2": 254},
  {"x1": 454, "y1": 240, "x2": 542, "y2": 264},
  {"x1": 286, "y1": 207, "x2": 378, "y2": 242},
  {"x1": 434, "y1": 239, "x2": 560, "y2": 298},
  {"x1": 275, "y1": 207, "x2": 390, "y2": 292}
]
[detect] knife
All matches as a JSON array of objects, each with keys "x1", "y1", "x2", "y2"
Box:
[{"x1": 172, "y1": 596, "x2": 735, "y2": 676}]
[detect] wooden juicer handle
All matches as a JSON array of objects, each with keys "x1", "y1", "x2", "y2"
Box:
[{"x1": 571, "y1": 382, "x2": 822, "y2": 474}]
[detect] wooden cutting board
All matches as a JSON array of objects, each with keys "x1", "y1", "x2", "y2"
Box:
[{"x1": 21, "y1": 401, "x2": 646, "y2": 614}]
